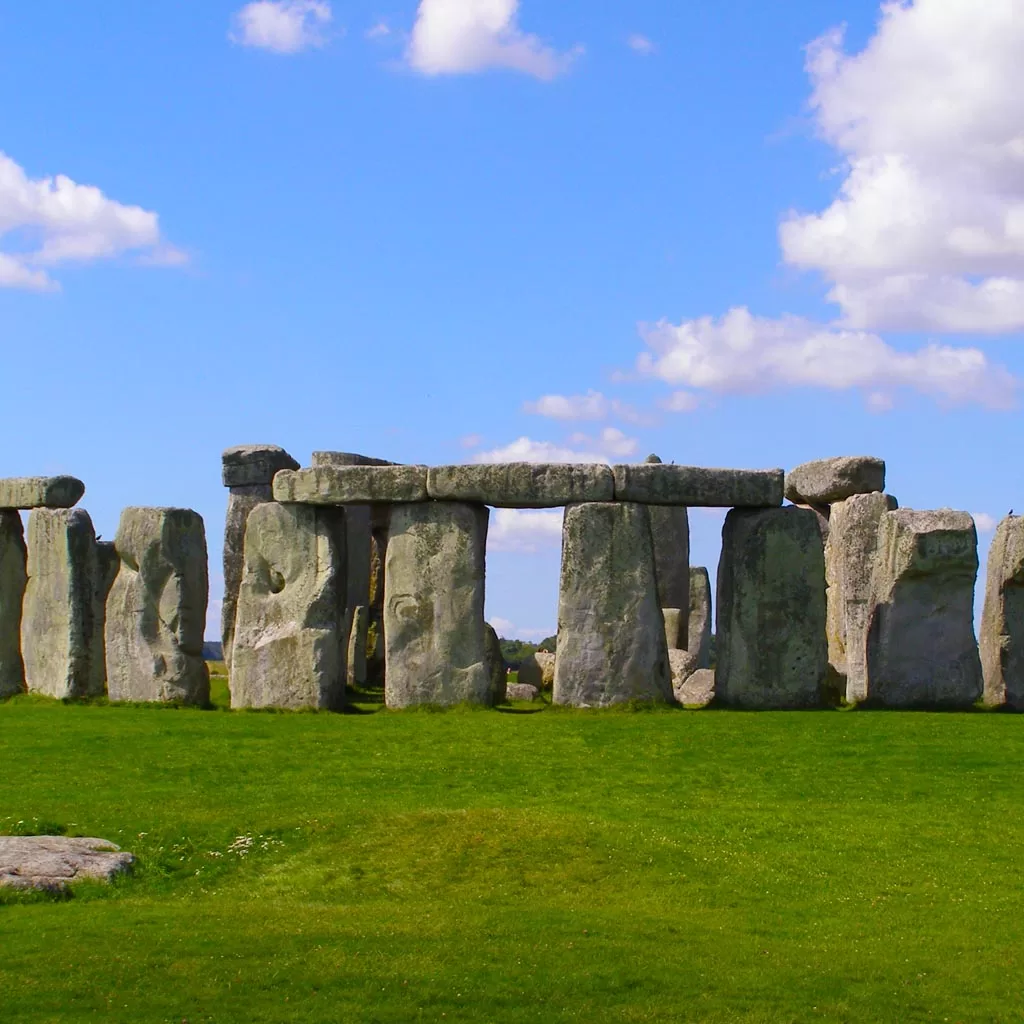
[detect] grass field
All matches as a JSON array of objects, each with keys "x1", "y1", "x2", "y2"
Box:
[{"x1": 2, "y1": 680, "x2": 1024, "y2": 1023}]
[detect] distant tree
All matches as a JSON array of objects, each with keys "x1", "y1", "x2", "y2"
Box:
[
  {"x1": 537, "y1": 635, "x2": 557, "y2": 653},
  {"x1": 498, "y1": 637, "x2": 538, "y2": 668}
]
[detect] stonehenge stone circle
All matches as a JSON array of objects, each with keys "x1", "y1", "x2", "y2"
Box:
[
  {"x1": 668, "y1": 567, "x2": 713, "y2": 700},
  {"x1": 221, "y1": 444, "x2": 299, "y2": 667},
  {"x1": 484, "y1": 622, "x2": 507, "y2": 704},
  {"x1": 105, "y1": 507, "x2": 209, "y2": 705},
  {"x1": 981, "y1": 515, "x2": 1024, "y2": 708},
  {"x1": 231, "y1": 502, "x2": 344, "y2": 710},
  {"x1": 613, "y1": 464, "x2": 783, "y2": 507},
  {"x1": 275, "y1": 465, "x2": 428, "y2": 505},
  {"x1": 0, "y1": 476, "x2": 85, "y2": 510},
  {"x1": 825, "y1": 492, "x2": 898, "y2": 703},
  {"x1": 427, "y1": 463, "x2": 614, "y2": 507},
  {"x1": 554, "y1": 502, "x2": 672, "y2": 707},
  {"x1": 716, "y1": 507, "x2": 828, "y2": 708},
  {"x1": 785, "y1": 456, "x2": 886, "y2": 505},
  {"x1": 384, "y1": 502, "x2": 491, "y2": 707},
  {"x1": 0, "y1": 511, "x2": 27, "y2": 697},
  {"x1": 22, "y1": 509, "x2": 104, "y2": 700},
  {"x1": 865, "y1": 509, "x2": 982, "y2": 708}
]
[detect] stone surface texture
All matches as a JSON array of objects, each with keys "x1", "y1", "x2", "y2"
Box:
[
  {"x1": 484, "y1": 622, "x2": 507, "y2": 704},
  {"x1": 231, "y1": 502, "x2": 344, "y2": 710},
  {"x1": 825, "y1": 492, "x2": 897, "y2": 702},
  {"x1": 221, "y1": 484, "x2": 273, "y2": 667},
  {"x1": 274, "y1": 465, "x2": 428, "y2": 505},
  {"x1": 675, "y1": 566, "x2": 714, "y2": 681},
  {"x1": 0, "y1": 836, "x2": 134, "y2": 891},
  {"x1": 981, "y1": 516, "x2": 1024, "y2": 708},
  {"x1": 506, "y1": 682, "x2": 540, "y2": 701},
  {"x1": 866, "y1": 509, "x2": 981, "y2": 708},
  {"x1": 661, "y1": 608, "x2": 683, "y2": 652},
  {"x1": 517, "y1": 651, "x2": 555, "y2": 690},
  {"x1": 0, "y1": 511, "x2": 27, "y2": 697},
  {"x1": 347, "y1": 604, "x2": 368, "y2": 689},
  {"x1": 648, "y1": 504, "x2": 690, "y2": 646},
  {"x1": 106, "y1": 508, "x2": 209, "y2": 705},
  {"x1": 0, "y1": 476, "x2": 85, "y2": 510},
  {"x1": 221, "y1": 445, "x2": 299, "y2": 488},
  {"x1": 716, "y1": 507, "x2": 828, "y2": 708},
  {"x1": 671, "y1": 661, "x2": 714, "y2": 707},
  {"x1": 426, "y1": 463, "x2": 614, "y2": 508},
  {"x1": 22, "y1": 509, "x2": 103, "y2": 699},
  {"x1": 384, "y1": 502, "x2": 492, "y2": 707},
  {"x1": 785, "y1": 456, "x2": 886, "y2": 505},
  {"x1": 553, "y1": 502, "x2": 672, "y2": 707},
  {"x1": 613, "y1": 464, "x2": 783, "y2": 507}
]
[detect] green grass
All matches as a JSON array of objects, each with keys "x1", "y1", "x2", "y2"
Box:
[{"x1": 2, "y1": 692, "x2": 1024, "y2": 1023}]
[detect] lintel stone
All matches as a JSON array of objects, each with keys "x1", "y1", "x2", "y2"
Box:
[
  {"x1": 221, "y1": 445, "x2": 299, "y2": 488},
  {"x1": 785, "y1": 456, "x2": 886, "y2": 505},
  {"x1": 0, "y1": 476, "x2": 85, "y2": 510},
  {"x1": 613, "y1": 464, "x2": 783, "y2": 507},
  {"x1": 274, "y1": 465, "x2": 428, "y2": 505},
  {"x1": 426, "y1": 463, "x2": 613, "y2": 507}
]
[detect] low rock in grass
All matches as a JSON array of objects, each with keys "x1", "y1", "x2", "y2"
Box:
[
  {"x1": 506, "y1": 682, "x2": 540, "y2": 702},
  {"x1": 0, "y1": 836, "x2": 134, "y2": 891}
]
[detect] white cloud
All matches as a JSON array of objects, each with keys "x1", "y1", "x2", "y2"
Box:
[
  {"x1": 0, "y1": 152, "x2": 175, "y2": 291},
  {"x1": 523, "y1": 389, "x2": 644, "y2": 423},
  {"x1": 487, "y1": 508, "x2": 563, "y2": 553},
  {"x1": 636, "y1": 306, "x2": 1016, "y2": 409},
  {"x1": 406, "y1": 0, "x2": 579, "y2": 79},
  {"x1": 230, "y1": 1, "x2": 332, "y2": 53},
  {"x1": 659, "y1": 390, "x2": 701, "y2": 413},
  {"x1": 473, "y1": 426, "x2": 639, "y2": 464},
  {"x1": 366, "y1": 20, "x2": 391, "y2": 39},
  {"x1": 780, "y1": 1, "x2": 1024, "y2": 332},
  {"x1": 973, "y1": 512, "x2": 998, "y2": 533},
  {"x1": 627, "y1": 34, "x2": 655, "y2": 55}
]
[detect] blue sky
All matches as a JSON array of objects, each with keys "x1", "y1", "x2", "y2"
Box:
[{"x1": 3, "y1": 0, "x2": 1022, "y2": 640}]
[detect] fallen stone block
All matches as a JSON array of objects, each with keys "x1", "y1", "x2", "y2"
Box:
[
  {"x1": 426, "y1": 463, "x2": 614, "y2": 507},
  {"x1": 0, "y1": 476, "x2": 85, "y2": 510},
  {"x1": 506, "y1": 682, "x2": 540, "y2": 701},
  {"x1": 612, "y1": 465, "x2": 783, "y2": 507},
  {"x1": 274, "y1": 465, "x2": 428, "y2": 505},
  {"x1": 0, "y1": 836, "x2": 134, "y2": 891},
  {"x1": 785, "y1": 456, "x2": 886, "y2": 505},
  {"x1": 0, "y1": 511, "x2": 27, "y2": 697},
  {"x1": 671, "y1": 661, "x2": 714, "y2": 707},
  {"x1": 221, "y1": 444, "x2": 300, "y2": 488},
  {"x1": 981, "y1": 515, "x2": 1024, "y2": 708}
]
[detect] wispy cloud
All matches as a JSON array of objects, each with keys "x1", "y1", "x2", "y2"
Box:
[
  {"x1": 627, "y1": 34, "x2": 655, "y2": 55},
  {"x1": 230, "y1": 1, "x2": 333, "y2": 54}
]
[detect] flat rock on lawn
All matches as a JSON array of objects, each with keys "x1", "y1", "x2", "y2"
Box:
[{"x1": 0, "y1": 836, "x2": 134, "y2": 891}]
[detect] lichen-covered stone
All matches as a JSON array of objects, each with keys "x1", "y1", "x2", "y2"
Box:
[
  {"x1": 426, "y1": 463, "x2": 614, "y2": 507},
  {"x1": 274, "y1": 465, "x2": 428, "y2": 505},
  {"x1": 0, "y1": 511, "x2": 27, "y2": 697},
  {"x1": 384, "y1": 502, "x2": 491, "y2": 707},
  {"x1": 22, "y1": 509, "x2": 103, "y2": 699},
  {"x1": 311, "y1": 452, "x2": 394, "y2": 469},
  {"x1": 484, "y1": 622, "x2": 507, "y2": 704},
  {"x1": 671, "y1": 660, "x2": 714, "y2": 707},
  {"x1": 716, "y1": 507, "x2": 828, "y2": 708},
  {"x1": 221, "y1": 485, "x2": 272, "y2": 666},
  {"x1": 221, "y1": 445, "x2": 299, "y2": 488},
  {"x1": 0, "y1": 836, "x2": 134, "y2": 891},
  {"x1": 517, "y1": 651, "x2": 555, "y2": 690},
  {"x1": 231, "y1": 502, "x2": 344, "y2": 710},
  {"x1": 347, "y1": 604, "x2": 368, "y2": 689},
  {"x1": 613, "y1": 465, "x2": 783, "y2": 507},
  {"x1": 785, "y1": 456, "x2": 886, "y2": 505},
  {"x1": 0, "y1": 476, "x2": 85, "y2": 510},
  {"x1": 106, "y1": 508, "x2": 209, "y2": 705},
  {"x1": 506, "y1": 682, "x2": 540, "y2": 702},
  {"x1": 981, "y1": 516, "x2": 1024, "y2": 708},
  {"x1": 662, "y1": 608, "x2": 683, "y2": 652},
  {"x1": 649, "y1": 505, "x2": 689, "y2": 645},
  {"x1": 553, "y1": 502, "x2": 672, "y2": 707},
  {"x1": 865, "y1": 509, "x2": 981, "y2": 708}
]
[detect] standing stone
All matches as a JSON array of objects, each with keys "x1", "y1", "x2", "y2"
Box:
[
  {"x1": 649, "y1": 509, "x2": 690, "y2": 646},
  {"x1": 484, "y1": 623, "x2": 507, "y2": 704},
  {"x1": 231, "y1": 502, "x2": 344, "y2": 710},
  {"x1": 518, "y1": 651, "x2": 555, "y2": 690},
  {"x1": 716, "y1": 507, "x2": 827, "y2": 709},
  {"x1": 367, "y1": 507, "x2": 390, "y2": 685},
  {"x1": 384, "y1": 502, "x2": 491, "y2": 708},
  {"x1": 106, "y1": 508, "x2": 209, "y2": 705},
  {"x1": 0, "y1": 476, "x2": 86, "y2": 510},
  {"x1": 981, "y1": 517, "x2": 1024, "y2": 708},
  {"x1": 661, "y1": 609, "x2": 684, "y2": 652},
  {"x1": 553, "y1": 502, "x2": 672, "y2": 707},
  {"x1": 22, "y1": 509, "x2": 103, "y2": 699},
  {"x1": 0, "y1": 511, "x2": 27, "y2": 697},
  {"x1": 347, "y1": 604, "x2": 368, "y2": 689},
  {"x1": 221, "y1": 445, "x2": 299, "y2": 668},
  {"x1": 865, "y1": 509, "x2": 981, "y2": 708},
  {"x1": 825, "y1": 492, "x2": 897, "y2": 702}
]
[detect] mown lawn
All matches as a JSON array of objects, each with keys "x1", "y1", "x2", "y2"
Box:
[{"x1": 2, "y1": 682, "x2": 1023, "y2": 1023}]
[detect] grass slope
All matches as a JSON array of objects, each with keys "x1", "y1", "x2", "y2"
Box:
[{"x1": 2, "y1": 691, "x2": 1023, "y2": 1023}]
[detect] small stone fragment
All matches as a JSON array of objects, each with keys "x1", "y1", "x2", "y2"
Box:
[
  {"x1": 426, "y1": 463, "x2": 614, "y2": 507},
  {"x1": 0, "y1": 836, "x2": 134, "y2": 891},
  {"x1": 506, "y1": 682, "x2": 540, "y2": 701},
  {"x1": 671, "y1": 661, "x2": 714, "y2": 707},
  {"x1": 0, "y1": 476, "x2": 85, "y2": 510},
  {"x1": 612, "y1": 465, "x2": 783, "y2": 507},
  {"x1": 274, "y1": 465, "x2": 428, "y2": 505},
  {"x1": 785, "y1": 456, "x2": 886, "y2": 505},
  {"x1": 0, "y1": 511, "x2": 27, "y2": 697},
  {"x1": 221, "y1": 445, "x2": 300, "y2": 488},
  {"x1": 981, "y1": 515, "x2": 1024, "y2": 708}
]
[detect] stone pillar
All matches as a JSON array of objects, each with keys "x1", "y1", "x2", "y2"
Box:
[
  {"x1": 221, "y1": 445, "x2": 300, "y2": 666},
  {"x1": 825, "y1": 492, "x2": 897, "y2": 703},
  {"x1": 981, "y1": 516, "x2": 1024, "y2": 708},
  {"x1": 553, "y1": 502, "x2": 672, "y2": 707},
  {"x1": 668, "y1": 566, "x2": 713, "y2": 703},
  {"x1": 346, "y1": 604, "x2": 368, "y2": 689},
  {"x1": 0, "y1": 511, "x2": 27, "y2": 698},
  {"x1": 231, "y1": 502, "x2": 344, "y2": 710},
  {"x1": 484, "y1": 622, "x2": 507, "y2": 704},
  {"x1": 716, "y1": 507, "x2": 827, "y2": 708},
  {"x1": 367, "y1": 505, "x2": 390, "y2": 685},
  {"x1": 22, "y1": 509, "x2": 104, "y2": 699},
  {"x1": 106, "y1": 507, "x2": 209, "y2": 704},
  {"x1": 865, "y1": 509, "x2": 981, "y2": 708},
  {"x1": 384, "y1": 502, "x2": 491, "y2": 708},
  {"x1": 643, "y1": 455, "x2": 690, "y2": 649}
]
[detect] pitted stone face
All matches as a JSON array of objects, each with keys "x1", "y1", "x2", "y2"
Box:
[
  {"x1": 785, "y1": 456, "x2": 886, "y2": 506},
  {"x1": 275, "y1": 465, "x2": 428, "y2": 505},
  {"x1": 426, "y1": 463, "x2": 614, "y2": 508},
  {"x1": 613, "y1": 464, "x2": 783, "y2": 507},
  {"x1": 0, "y1": 476, "x2": 85, "y2": 510},
  {"x1": 221, "y1": 445, "x2": 300, "y2": 488},
  {"x1": 981, "y1": 515, "x2": 1024, "y2": 708}
]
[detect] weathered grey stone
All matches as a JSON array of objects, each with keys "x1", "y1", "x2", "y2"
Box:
[
  {"x1": 981, "y1": 516, "x2": 1024, "y2": 708},
  {"x1": 716, "y1": 507, "x2": 828, "y2": 708},
  {"x1": 274, "y1": 465, "x2": 428, "y2": 505},
  {"x1": 825, "y1": 492, "x2": 897, "y2": 702},
  {"x1": 662, "y1": 608, "x2": 684, "y2": 652},
  {"x1": 649, "y1": 504, "x2": 690, "y2": 645},
  {"x1": 613, "y1": 465, "x2": 783, "y2": 507},
  {"x1": 384, "y1": 502, "x2": 492, "y2": 707},
  {"x1": 665, "y1": 569, "x2": 713, "y2": 693},
  {"x1": 484, "y1": 623, "x2": 507, "y2": 704},
  {"x1": 426, "y1": 463, "x2": 614, "y2": 508},
  {"x1": 91, "y1": 540, "x2": 119, "y2": 693},
  {"x1": 22, "y1": 509, "x2": 103, "y2": 699},
  {"x1": 0, "y1": 511, "x2": 27, "y2": 697},
  {"x1": 0, "y1": 476, "x2": 85, "y2": 510},
  {"x1": 221, "y1": 445, "x2": 300, "y2": 488},
  {"x1": 785, "y1": 456, "x2": 886, "y2": 505},
  {"x1": 106, "y1": 508, "x2": 209, "y2": 705},
  {"x1": 366, "y1": 521, "x2": 389, "y2": 686},
  {"x1": 517, "y1": 651, "x2": 555, "y2": 690},
  {"x1": 0, "y1": 836, "x2": 134, "y2": 891},
  {"x1": 553, "y1": 502, "x2": 672, "y2": 707},
  {"x1": 347, "y1": 604, "x2": 368, "y2": 689},
  {"x1": 311, "y1": 452, "x2": 394, "y2": 469},
  {"x1": 506, "y1": 682, "x2": 540, "y2": 701},
  {"x1": 231, "y1": 502, "x2": 344, "y2": 710},
  {"x1": 671, "y1": 660, "x2": 714, "y2": 707},
  {"x1": 865, "y1": 509, "x2": 981, "y2": 708}
]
